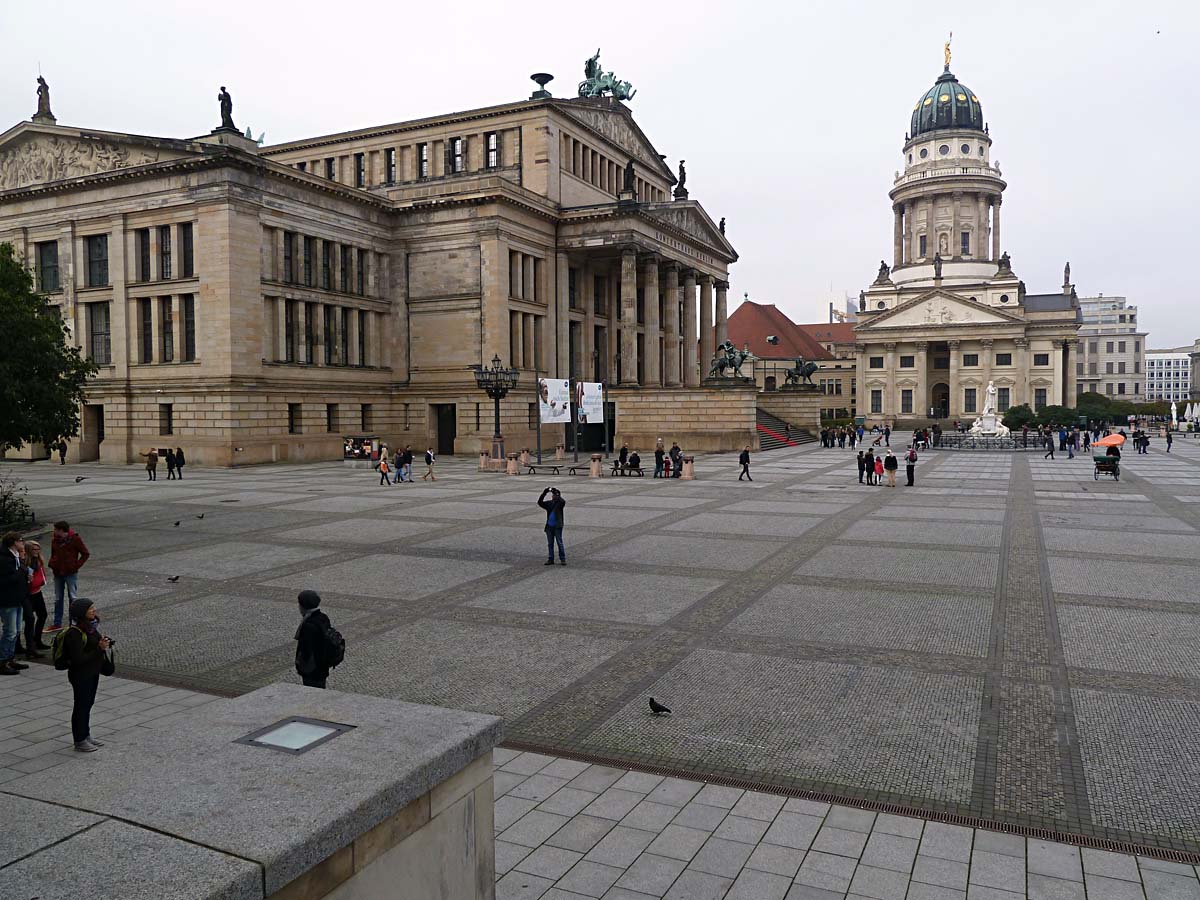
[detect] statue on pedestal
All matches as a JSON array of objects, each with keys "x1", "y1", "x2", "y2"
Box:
[
  {"x1": 34, "y1": 76, "x2": 55, "y2": 123},
  {"x1": 718, "y1": 217, "x2": 725, "y2": 234},
  {"x1": 874, "y1": 260, "x2": 892, "y2": 285},
  {"x1": 217, "y1": 86, "x2": 236, "y2": 131},
  {"x1": 784, "y1": 357, "x2": 819, "y2": 386},
  {"x1": 933, "y1": 253, "x2": 943, "y2": 279},
  {"x1": 622, "y1": 159, "x2": 635, "y2": 193}
]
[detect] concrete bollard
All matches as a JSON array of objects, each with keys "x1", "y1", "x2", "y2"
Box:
[
  {"x1": 506, "y1": 453, "x2": 520, "y2": 475},
  {"x1": 520, "y1": 449, "x2": 530, "y2": 466},
  {"x1": 555, "y1": 444, "x2": 565, "y2": 460},
  {"x1": 479, "y1": 450, "x2": 491, "y2": 471},
  {"x1": 590, "y1": 453, "x2": 603, "y2": 477},
  {"x1": 681, "y1": 455, "x2": 696, "y2": 480}
]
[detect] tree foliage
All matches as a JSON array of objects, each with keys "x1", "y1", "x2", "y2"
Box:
[{"x1": 0, "y1": 243, "x2": 98, "y2": 452}]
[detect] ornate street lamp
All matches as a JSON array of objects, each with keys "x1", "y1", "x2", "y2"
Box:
[{"x1": 471, "y1": 354, "x2": 520, "y2": 461}]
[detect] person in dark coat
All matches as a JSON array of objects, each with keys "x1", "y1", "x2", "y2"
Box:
[
  {"x1": 295, "y1": 590, "x2": 333, "y2": 689},
  {"x1": 864, "y1": 450, "x2": 876, "y2": 485},
  {"x1": 669, "y1": 443, "x2": 683, "y2": 478},
  {"x1": 654, "y1": 445, "x2": 665, "y2": 478},
  {"x1": 1, "y1": 532, "x2": 29, "y2": 674},
  {"x1": 905, "y1": 446, "x2": 918, "y2": 486},
  {"x1": 538, "y1": 487, "x2": 566, "y2": 565},
  {"x1": 174, "y1": 447, "x2": 186, "y2": 478},
  {"x1": 57, "y1": 439, "x2": 68, "y2": 465},
  {"x1": 857, "y1": 450, "x2": 866, "y2": 484},
  {"x1": 63, "y1": 598, "x2": 110, "y2": 750},
  {"x1": 738, "y1": 446, "x2": 752, "y2": 481},
  {"x1": 165, "y1": 448, "x2": 178, "y2": 480},
  {"x1": 618, "y1": 443, "x2": 629, "y2": 467}
]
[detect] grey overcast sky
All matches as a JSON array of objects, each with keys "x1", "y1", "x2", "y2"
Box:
[{"x1": 3, "y1": 0, "x2": 1196, "y2": 341}]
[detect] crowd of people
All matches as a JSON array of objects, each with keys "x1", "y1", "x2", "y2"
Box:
[
  {"x1": 137, "y1": 447, "x2": 187, "y2": 481},
  {"x1": 371, "y1": 445, "x2": 438, "y2": 484}
]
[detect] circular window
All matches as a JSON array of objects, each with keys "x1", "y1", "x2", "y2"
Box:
[
  {"x1": 877, "y1": 301, "x2": 887, "y2": 310},
  {"x1": 919, "y1": 148, "x2": 929, "y2": 159},
  {"x1": 961, "y1": 143, "x2": 970, "y2": 154},
  {"x1": 969, "y1": 296, "x2": 977, "y2": 302},
  {"x1": 939, "y1": 94, "x2": 950, "y2": 103},
  {"x1": 939, "y1": 144, "x2": 950, "y2": 156},
  {"x1": 956, "y1": 93, "x2": 967, "y2": 101},
  {"x1": 999, "y1": 294, "x2": 1009, "y2": 303},
  {"x1": 923, "y1": 97, "x2": 933, "y2": 107}
]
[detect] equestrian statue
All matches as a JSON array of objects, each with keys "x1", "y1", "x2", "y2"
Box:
[
  {"x1": 707, "y1": 341, "x2": 750, "y2": 379},
  {"x1": 784, "y1": 356, "x2": 820, "y2": 386}
]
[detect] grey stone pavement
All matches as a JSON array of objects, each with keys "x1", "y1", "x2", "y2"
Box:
[
  {"x1": 3, "y1": 437, "x2": 1200, "y2": 862},
  {"x1": 5, "y1": 664, "x2": 1199, "y2": 900}
]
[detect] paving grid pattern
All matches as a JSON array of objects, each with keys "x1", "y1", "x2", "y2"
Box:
[
  {"x1": 5, "y1": 667, "x2": 1199, "y2": 900},
  {"x1": 4, "y1": 440, "x2": 1200, "y2": 856}
]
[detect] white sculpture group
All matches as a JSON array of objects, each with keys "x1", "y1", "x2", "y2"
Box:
[{"x1": 969, "y1": 380, "x2": 1011, "y2": 437}]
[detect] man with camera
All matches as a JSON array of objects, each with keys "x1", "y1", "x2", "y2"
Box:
[
  {"x1": 538, "y1": 487, "x2": 566, "y2": 566},
  {"x1": 60, "y1": 598, "x2": 112, "y2": 752}
]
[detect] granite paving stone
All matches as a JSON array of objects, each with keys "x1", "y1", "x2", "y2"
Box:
[
  {"x1": 621, "y1": 800, "x2": 683, "y2": 832},
  {"x1": 614, "y1": 852, "x2": 688, "y2": 895},
  {"x1": 645, "y1": 824, "x2": 712, "y2": 862},
  {"x1": 762, "y1": 812, "x2": 824, "y2": 850},
  {"x1": 1083, "y1": 850, "x2": 1142, "y2": 883},
  {"x1": 908, "y1": 885, "x2": 968, "y2": 900},
  {"x1": 746, "y1": 841, "x2": 807, "y2": 877},
  {"x1": 725, "y1": 867, "x2": 794, "y2": 900},
  {"x1": 514, "y1": 844, "x2": 585, "y2": 880},
  {"x1": 585, "y1": 826, "x2": 659, "y2": 868},
  {"x1": 795, "y1": 850, "x2": 860, "y2": 892},
  {"x1": 556, "y1": 859, "x2": 625, "y2": 897},
  {"x1": 687, "y1": 835, "x2": 755, "y2": 878},
  {"x1": 713, "y1": 814, "x2": 771, "y2": 845},
  {"x1": 539, "y1": 787, "x2": 603, "y2": 818},
  {"x1": 1028, "y1": 839, "x2": 1083, "y2": 882},
  {"x1": 662, "y1": 869, "x2": 733, "y2": 900},
  {"x1": 913, "y1": 855, "x2": 970, "y2": 889},
  {"x1": 812, "y1": 824, "x2": 870, "y2": 858},
  {"x1": 545, "y1": 816, "x2": 617, "y2": 854},
  {"x1": 970, "y1": 850, "x2": 1028, "y2": 891},
  {"x1": 1085, "y1": 874, "x2": 1148, "y2": 900},
  {"x1": 849, "y1": 863, "x2": 913, "y2": 900},
  {"x1": 860, "y1": 832, "x2": 920, "y2": 872},
  {"x1": 1028, "y1": 873, "x2": 1086, "y2": 900},
  {"x1": 1140, "y1": 871, "x2": 1200, "y2": 900},
  {"x1": 670, "y1": 799, "x2": 729, "y2": 831}
]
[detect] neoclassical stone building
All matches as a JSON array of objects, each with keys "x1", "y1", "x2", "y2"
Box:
[
  {"x1": 854, "y1": 55, "x2": 1080, "y2": 425},
  {"x1": 0, "y1": 67, "x2": 739, "y2": 464}
]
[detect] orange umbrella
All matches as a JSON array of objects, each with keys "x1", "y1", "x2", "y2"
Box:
[{"x1": 1093, "y1": 433, "x2": 1125, "y2": 448}]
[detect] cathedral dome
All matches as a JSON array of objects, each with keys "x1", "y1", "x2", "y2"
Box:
[{"x1": 910, "y1": 68, "x2": 984, "y2": 137}]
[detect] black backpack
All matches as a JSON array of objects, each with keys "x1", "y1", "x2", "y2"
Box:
[{"x1": 321, "y1": 620, "x2": 346, "y2": 669}]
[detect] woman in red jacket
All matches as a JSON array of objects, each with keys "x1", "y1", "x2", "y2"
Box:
[{"x1": 17, "y1": 541, "x2": 48, "y2": 659}]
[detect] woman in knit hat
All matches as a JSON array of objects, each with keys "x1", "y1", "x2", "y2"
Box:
[{"x1": 63, "y1": 598, "x2": 110, "y2": 752}]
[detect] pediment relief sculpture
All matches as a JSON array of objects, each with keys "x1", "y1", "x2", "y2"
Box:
[
  {"x1": 863, "y1": 293, "x2": 1013, "y2": 329},
  {"x1": 0, "y1": 135, "x2": 161, "y2": 191},
  {"x1": 561, "y1": 106, "x2": 660, "y2": 169}
]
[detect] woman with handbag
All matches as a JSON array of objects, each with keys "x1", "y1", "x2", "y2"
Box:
[
  {"x1": 19, "y1": 541, "x2": 49, "y2": 659},
  {"x1": 62, "y1": 598, "x2": 112, "y2": 753}
]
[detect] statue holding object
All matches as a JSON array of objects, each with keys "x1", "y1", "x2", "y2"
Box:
[
  {"x1": 707, "y1": 340, "x2": 750, "y2": 379},
  {"x1": 784, "y1": 356, "x2": 820, "y2": 386}
]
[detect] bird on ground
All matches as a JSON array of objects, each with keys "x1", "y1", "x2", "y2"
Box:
[
  {"x1": 167, "y1": 576, "x2": 181, "y2": 583},
  {"x1": 74, "y1": 476, "x2": 87, "y2": 483},
  {"x1": 648, "y1": 697, "x2": 672, "y2": 716},
  {"x1": 173, "y1": 521, "x2": 181, "y2": 527},
  {"x1": 195, "y1": 513, "x2": 205, "y2": 519}
]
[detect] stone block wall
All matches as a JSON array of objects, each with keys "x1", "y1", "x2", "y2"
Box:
[
  {"x1": 756, "y1": 389, "x2": 823, "y2": 435},
  {"x1": 611, "y1": 384, "x2": 757, "y2": 453}
]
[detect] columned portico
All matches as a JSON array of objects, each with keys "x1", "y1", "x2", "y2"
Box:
[
  {"x1": 619, "y1": 248, "x2": 638, "y2": 385},
  {"x1": 699, "y1": 274, "x2": 714, "y2": 368},
  {"x1": 715, "y1": 280, "x2": 729, "y2": 348},
  {"x1": 947, "y1": 339, "x2": 961, "y2": 418},
  {"x1": 663, "y1": 263, "x2": 681, "y2": 386},
  {"x1": 642, "y1": 255, "x2": 661, "y2": 385},
  {"x1": 682, "y1": 269, "x2": 699, "y2": 387}
]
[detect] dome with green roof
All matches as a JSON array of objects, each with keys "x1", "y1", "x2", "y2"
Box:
[{"x1": 910, "y1": 68, "x2": 984, "y2": 137}]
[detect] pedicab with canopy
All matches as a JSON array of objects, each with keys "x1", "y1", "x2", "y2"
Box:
[{"x1": 1093, "y1": 433, "x2": 1124, "y2": 481}]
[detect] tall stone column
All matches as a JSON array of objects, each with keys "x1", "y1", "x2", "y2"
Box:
[
  {"x1": 171, "y1": 295, "x2": 183, "y2": 364},
  {"x1": 855, "y1": 343, "x2": 868, "y2": 420},
  {"x1": 523, "y1": 313, "x2": 536, "y2": 371},
  {"x1": 642, "y1": 256, "x2": 661, "y2": 386},
  {"x1": 884, "y1": 342, "x2": 897, "y2": 420},
  {"x1": 348, "y1": 307, "x2": 360, "y2": 366},
  {"x1": 951, "y1": 191, "x2": 962, "y2": 258},
  {"x1": 554, "y1": 252, "x2": 569, "y2": 377},
  {"x1": 480, "y1": 237, "x2": 510, "y2": 365},
  {"x1": 682, "y1": 269, "x2": 699, "y2": 387},
  {"x1": 916, "y1": 341, "x2": 929, "y2": 418},
  {"x1": 901, "y1": 204, "x2": 910, "y2": 265},
  {"x1": 296, "y1": 301, "x2": 308, "y2": 365},
  {"x1": 893, "y1": 204, "x2": 903, "y2": 269},
  {"x1": 1014, "y1": 337, "x2": 1029, "y2": 406},
  {"x1": 1052, "y1": 339, "x2": 1065, "y2": 407},
  {"x1": 947, "y1": 339, "x2": 961, "y2": 419},
  {"x1": 619, "y1": 248, "x2": 638, "y2": 385},
  {"x1": 699, "y1": 275, "x2": 714, "y2": 367},
  {"x1": 275, "y1": 298, "x2": 288, "y2": 362},
  {"x1": 582, "y1": 261, "x2": 595, "y2": 380},
  {"x1": 1065, "y1": 339, "x2": 1078, "y2": 404},
  {"x1": 714, "y1": 280, "x2": 729, "y2": 349},
  {"x1": 992, "y1": 196, "x2": 1002, "y2": 260},
  {"x1": 981, "y1": 338, "x2": 994, "y2": 399},
  {"x1": 976, "y1": 194, "x2": 988, "y2": 259},
  {"x1": 663, "y1": 263, "x2": 680, "y2": 386}
]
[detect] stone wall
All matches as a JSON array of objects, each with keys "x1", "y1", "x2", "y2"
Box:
[
  {"x1": 611, "y1": 384, "x2": 757, "y2": 453},
  {"x1": 757, "y1": 387, "x2": 823, "y2": 434}
]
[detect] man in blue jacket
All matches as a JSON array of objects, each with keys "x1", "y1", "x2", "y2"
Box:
[{"x1": 538, "y1": 487, "x2": 566, "y2": 566}]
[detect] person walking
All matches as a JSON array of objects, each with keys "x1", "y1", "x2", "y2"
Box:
[
  {"x1": 165, "y1": 448, "x2": 178, "y2": 480},
  {"x1": 738, "y1": 446, "x2": 753, "y2": 481},
  {"x1": 884, "y1": 425, "x2": 891, "y2": 447},
  {"x1": 1, "y1": 532, "x2": 29, "y2": 675},
  {"x1": 377, "y1": 455, "x2": 392, "y2": 485},
  {"x1": 19, "y1": 541, "x2": 48, "y2": 660},
  {"x1": 400, "y1": 446, "x2": 414, "y2": 483},
  {"x1": 654, "y1": 444, "x2": 665, "y2": 478},
  {"x1": 57, "y1": 439, "x2": 68, "y2": 465},
  {"x1": 46, "y1": 521, "x2": 89, "y2": 633},
  {"x1": 905, "y1": 445, "x2": 918, "y2": 486},
  {"x1": 884, "y1": 449, "x2": 898, "y2": 487},
  {"x1": 174, "y1": 447, "x2": 186, "y2": 479},
  {"x1": 1082, "y1": 430, "x2": 1090, "y2": 452},
  {"x1": 61, "y1": 598, "x2": 109, "y2": 751},
  {"x1": 422, "y1": 448, "x2": 437, "y2": 481},
  {"x1": 874, "y1": 454, "x2": 885, "y2": 485},
  {"x1": 1167, "y1": 429, "x2": 1174, "y2": 453},
  {"x1": 295, "y1": 590, "x2": 341, "y2": 689},
  {"x1": 538, "y1": 487, "x2": 566, "y2": 566},
  {"x1": 140, "y1": 448, "x2": 158, "y2": 480},
  {"x1": 1044, "y1": 433, "x2": 1055, "y2": 459},
  {"x1": 857, "y1": 450, "x2": 866, "y2": 484}
]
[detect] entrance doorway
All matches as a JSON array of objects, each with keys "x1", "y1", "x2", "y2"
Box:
[
  {"x1": 79, "y1": 405, "x2": 103, "y2": 462},
  {"x1": 931, "y1": 383, "x2": 950, "y2": 419},
  {"x1": 433, "y1": 404, "x2": 456, "y2": 456}
]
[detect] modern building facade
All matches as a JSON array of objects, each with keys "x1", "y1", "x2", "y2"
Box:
[
  {"x1": 1145, "y1": 347, "x2": 1192, "y2": 403},
  {"x1": 1076, "y1": 294, "x2": 1145, "y2": 399},
  {"x1": 854, "y1": 53, "x2": 1080, "y2": 424},
  {"x1": 0, "y1": 66, "x2": 739, "y2": 464}
]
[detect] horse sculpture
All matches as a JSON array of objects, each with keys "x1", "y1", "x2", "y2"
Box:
[
  {"x1": 784, "y1": 357, "x2": 820, "y2": 386},
  {"x1": 707, "y1": 341, "x2": 749, "y2": 379}
]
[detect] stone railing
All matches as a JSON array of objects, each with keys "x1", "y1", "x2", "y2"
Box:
[{"x1": 893, "y1": 165, "x2": 1000, "y2": 187}]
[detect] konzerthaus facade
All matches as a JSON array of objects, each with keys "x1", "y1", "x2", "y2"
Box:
[{"x1": 0, "y1": 65, "x2": 739, "y2": 465}]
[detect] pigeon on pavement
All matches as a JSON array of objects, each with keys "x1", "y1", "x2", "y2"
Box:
[
  {"x1": 195, "y1": 514, "x2": 205, "y2": 519},
  {"x1": 173, "y1": 521, "x2": 181, "y2": 527},
  {"x1": 167, "y1": 576, "x2": 181, "y2": 583},
  {"x1": 74, "y1": 476, "x2": 87, "y2": 483},
  {"x1": 648, "y1": 697, "x2": 672, "y2": 716}
]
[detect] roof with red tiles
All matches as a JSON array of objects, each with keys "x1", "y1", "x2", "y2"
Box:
[
  {"x1": 727, "y1": 301, "x2": 834, "y2": 360},
  {"x1": 798, "y1": 322, "x2": 857, "y2": 347}
]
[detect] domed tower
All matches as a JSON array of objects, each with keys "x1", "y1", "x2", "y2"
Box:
[{"x1": 888, "y1": 52, "x2": 1006, "y2": 287}]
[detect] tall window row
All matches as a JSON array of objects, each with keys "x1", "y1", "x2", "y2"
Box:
[
  {"x1": 133, "y1": 295, "x2": 198, "y2": 365},
  {"x1": 277, "y1": 230, "x2": 371, "y2": 297},
  {"x1": 561, "y1": 134, "x2": 666, "y2": 202},
  {"x1": 133, "y1": 223, "x2": 195, "y2": 283},
  {"x1": 508, "y1": 251, "x2": 542, "y2": 302},
  {"x1": 292, "y1": 130, "x2": 505, "y2": 187},
  {"x1": 271, "y1": 297, "x2": 374, "y2": 368}
]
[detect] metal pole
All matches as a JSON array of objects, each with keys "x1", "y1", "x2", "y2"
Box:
[
  {"x1": 572, "y1": 379, "x2": 579, "y2": 464},
  {"x1": 535, "y1": 366, "x2": 543, "y2": 464},
  {"x1": 604, "y1": 380, "x2": 611, "y2": 458}
]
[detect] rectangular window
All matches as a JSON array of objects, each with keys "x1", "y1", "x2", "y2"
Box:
[
  {"x1": 159, "y1": 404, "x2": 173, "y2": 435},
  {"x1": 180, "y1": 223, "x2": 194, "y2": 277},
  {"x1": 340, "y1": 245, "x2": 351, "y2": 293},
  {"x1": 357, "y1": 249, "x2": 367, "y2": 295},
  {"x1": 568, "y1": 268, "x2": 579, "y2": 310},
  {"x1": 384, "y1": 148, "x2": 396, "y2": 184},
  {"x1": 1118, "y1": 382, "x2": 1126, "y2": 395},
  {"x1": 1105, "y1": 383, "x2": 1114, "y2": 395},
  {"x1": 593, "y1": 275, "x2": 607, "y2": 317},
  {"x1": 284, "y1": 301, "x2": 296, "y2": 363},
  {"x1": 919, "y1": 234, "x2": 927, "y2": 258},
  {"x1": 354, "y1": 152, "x2": 365, "y2": 187},
  {"x1": 88, "y1": 302, "x2": 111, "y2": 365},
  {"x1": 1089, "y1": 362, "x2": 1097, "y2": 375},
  {"x1": 161, "y1": 298, "x2": 174, "y2": 363},
  {"x1": 137, "y1": 228, "x2": 151, "y2": 281},
  {"x1": 326, "y1": 403, "x2": 337, "y2": 433},
  {"x1": 182, "y1": 294, "x2": 195, "y2": 361},
  {"x1": 933, "y1": 356, "x2": 949, "y2": 370},
  {"x1": 997, "y1": 387, "x2": 1010, "y2": 412},
  {"x1": 324, "y1": 306, "x2": 335, "y2": 365},
  {"x1": 297, "y1": 161, "x2": 306, "y2": 172},
  {"x1": 964, "y1": 388, "x2": 977, "y2": 413},
  {"x1": 1118, "y1": 361, "x2": 1126, "y2": 374},
  {"x1": 159, "y1": 225, "x2": 172, "y2": 280},
  {"x1": 995, "y1": 352, "x2": 1012, "y2": 366},
  {"x1": 358, "y1": 309, "x2": 367, "y2": 364},
  {"x1": 283, "y1": 232, "x2": 295, "y2": 283},
  {"x1": 901, "y1": 389, "x2": 913, "y2": 414},
  {"x1": 899, "y1": 355, "x2": 914, "y2": 368},
  {"x1": 36, "y1": 241, "x2": 60, "y2": 292},
  {"x1": 303, "y1": 237, "x2": 314, "y2": 286},
  {"x1": 1035, "y1": 388, "x2": 1048, "y2": 410},
  {"x1": 962, "y1": 353, "x2": 979, "y2": 367},
  {"x1": 1118, "y1": 341, "x2": 1126, "y2": 353},
  {"x1": 1106, "y1": 341, "x2": 1114, "y2": 353},
  {"x1": 304, "y1": 302, "x2": 316, "y2": 362},
  {"x1": 324, "y1": 158, "x2": 335, "y2": 180},
  {"x1": 139, "y1": 298, "x2": 153, "y2": 363},
  {"x1": 1034, "y1": 353, "x2": 1050, "y2": 366},
  {"x1": 360, "y1": 403, "x2": 372, "y2": 431},
  {"x1": 1106, "y1": 362, "x2": 1114, "y2": 374},
  {"x1": 1134, "y1": 382, "x2": 1139, "y2": 394},
  {"x1": 869, "y1": 356, "x2": 884, "y2": 369},
  {"x1": 450, "y1": 137, "x2": 465, "y2": 173},
  {"x1": 870, "y1": 389, "x2": 882, "y2": 414},
  {"x1": 1134, "y1": 341, "x2": 1140, "y2": 353},
  {"x1": 340, "y1": 307, "x2": 350, "y2": 363},
  {"x1": 288, "y1": 403, "x2": 301, "y2": 433},
  {"x1": 1134, "y1": 360, "x2": 1140, "y2": 374},
  {"x1": 417, "y1": 143, "x2": 429, "y2": 178},
  {"x1": 486, "y1": 132, "x2": 499, "y2": 168},
  {"x1": 86, "y1": 234, "x2": 109, "y2": 286},
  {"x1": 321, "y1": 242, "x2": 331, "y2": 290},
  {"x1": 1089, "y1": 341, "x2": 1098, "y2": 354}
]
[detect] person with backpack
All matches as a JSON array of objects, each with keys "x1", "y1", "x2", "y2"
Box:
[
  {"x1": 377, "y1": 455, "x2": 392, "y2": 486},
  {"x1": 295, "y1": 590, "x2": 343, "y2": 688},
  {"x1": 57, "y1": 598, "x2": 111, "y2": 751},
  {"x1": 905, "y1": 445, "x2": 918, "y2": 486},
  {"x1": 422, "y1": 448, "x2": 437, "y2": 481}
]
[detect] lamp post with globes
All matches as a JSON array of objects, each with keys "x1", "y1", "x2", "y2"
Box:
[{"x1": 470, "y1": 354, "x2": 520, "y2": 462}]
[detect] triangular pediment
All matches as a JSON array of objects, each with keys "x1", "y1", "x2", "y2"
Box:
[
  {"x1": 553, "y1": 101, "x2": 674, "y2": 180},
  {"x1": 0, "y1": 122, "x2": 197, "y2": 192},
  {"x1": 858, "y1": 290, "x2": 1024, "y2": 330},
  {"x1": 641, "y1": 201, "x2": 738, "y2": 261}
]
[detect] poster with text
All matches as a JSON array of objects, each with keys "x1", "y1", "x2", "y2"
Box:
[
  {"x1": 575, "y1": 381, "x2": 604, "y2": 424},
  {"x1": 539, "y1": 378, "x2": 571, "y2": 423}
]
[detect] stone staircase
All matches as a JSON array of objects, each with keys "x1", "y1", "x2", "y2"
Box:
[{"x1": 756, "y1": 408, "x2": 815, "y2": 450}]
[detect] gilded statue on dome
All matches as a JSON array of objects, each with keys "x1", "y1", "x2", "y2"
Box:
[{"x1": 944, "y1": 33, "x2": 952, "y2": 68}]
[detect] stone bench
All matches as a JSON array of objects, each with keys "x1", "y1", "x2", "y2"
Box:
[
  {"x1": 610, "y1": 463, "x2": 645, "y2": 477},
  {"x1": 525, "y1": 464, "x2": 562, "y2": 476}
]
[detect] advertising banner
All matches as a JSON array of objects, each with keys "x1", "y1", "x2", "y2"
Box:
[
  {"x1": 575, "y1": 381, "x2": 604, "y2": 424},
  {"x1": 539, "y1": 378, "x2": 571, "y2": 424}
]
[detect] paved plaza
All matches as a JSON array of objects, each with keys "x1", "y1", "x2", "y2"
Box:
[{"x1": 4, "y1": 440, "x2": 1200, "y2": 862}]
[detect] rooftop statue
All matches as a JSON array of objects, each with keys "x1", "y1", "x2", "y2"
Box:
[
  {"x1": 35, "y1": 76, "x2": 54, "y2": 122},
  {"x1": 218, "y1": 86, "x2": 236, "y2": 131},
  {"x1": 578, "y1": 48, "x2": 636, "y2": 101},
  {"x1": 874, "y1": 260, "x2": 891, "y2": 284},
  {"x1": 933, "y1": 252, "x2": 943, "y2": 279},
  {"x1": 944, "y1": 31, "x2": 952, "y2": 68},
  {"x1": 718, "y1": 217, "x2": 726, "y2": 234},
  {"x1": 1064, "y1": 260, "x2": 1071, "y2": 285},
  {"x1": 677, "y1": 159, "x2": 686, "y2": 190}
]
